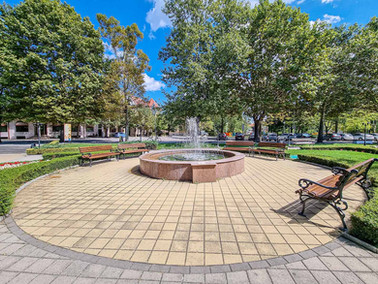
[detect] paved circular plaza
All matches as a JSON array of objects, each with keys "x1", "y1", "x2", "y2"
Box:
[{"x1": 12, "y1": 156, "x2": 365, "y2": 267}]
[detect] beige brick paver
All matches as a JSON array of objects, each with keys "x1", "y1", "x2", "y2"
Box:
[{"x1": 12, "y1": 157, "x2": 365, "y2": 266}]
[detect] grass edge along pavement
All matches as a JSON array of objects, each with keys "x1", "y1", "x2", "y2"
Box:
[
  {"x1": 0, "y1": 155, "x2": 81, "y2": 216},
  {"x1": 1, "y1": 146, "x2": 377, "y2": 248}
]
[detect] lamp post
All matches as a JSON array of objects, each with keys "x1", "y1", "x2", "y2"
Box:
[{"x1": 152, "y1": 105, "x2": 157, "y2": 142}]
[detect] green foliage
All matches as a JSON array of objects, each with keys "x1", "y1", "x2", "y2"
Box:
[
  {"x1": 0, "y1": 155, "x2": 80, "y2": 215},
  {"x1": 0, "y1": 0, "x2": 105, "y2": 124},
  {"x1": 42, "y1": 152, "x2": 80, "y2": 160},
  {"x1": 350, "y1": 198, "x2": 378, "y2": 247},
  {"x1": 27, "y1": 147, "x2": 80, "y2": 155},
  {"x1": 97, "y1": 14, "x2": 150, "y2": 140},
  {"x1": 300, "y1": 144, "x2": 378, "y2": 155}
]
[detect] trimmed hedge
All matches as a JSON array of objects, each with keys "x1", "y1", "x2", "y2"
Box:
[
  {"x1": 301, "y1": 145, "x2": 378, "y2": 155},
  {"x1": 350, "y1": 198, "x2": 378, "y2": 247},
  {"x1": 42, "y1": 152, "x2": 81, "y2": 160},
  {"x1": 27, "y1": 147, "x2": 80, "y2": 155},
  {"x1": 0, "y1": 155, "x2": 81, "y2": 215}
]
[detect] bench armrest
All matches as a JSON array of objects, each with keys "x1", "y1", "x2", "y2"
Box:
[
  {"x1": 298, "y1": 178, "x2": 338, "y2": 191},
  {"x1": 331, "y1": 167, "x2": 348, "y2": 175}
]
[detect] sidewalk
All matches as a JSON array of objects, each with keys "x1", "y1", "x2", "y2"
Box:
[{"x1": 1, "y1": 218, "x2": 377, "y2": 284}]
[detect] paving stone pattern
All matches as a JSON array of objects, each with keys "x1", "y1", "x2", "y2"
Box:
[
  {"x1": 12, "y1": 158, "x2": 364, "y2": 266},
  {"x1": 1, "y1": 221, "x2": 378, "y2": 283}
]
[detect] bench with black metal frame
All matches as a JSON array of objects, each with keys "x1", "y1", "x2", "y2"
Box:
[
  {"x1": 79, "y1": 145, "x2": 120, "y2": 167},
  {"x1": 117, "y1": 143, "x2": 149, "y2": 159},
  {"x1": 296, "y1": 158, "x2": 377, "y2": 231},
  {"x1": 250, "y1": 142, "x2": 286, "y2": 160}
]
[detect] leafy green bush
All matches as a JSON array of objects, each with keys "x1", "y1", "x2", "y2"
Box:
[
  {"x1": 301, "y1": 144, "x2": 378, "y2": 154},
  {"x1": 0, "y1": 155, "x2": 80, "y2": 215},
  {"x1": 27, "y1": 147, "x2": 80, "y2": 155},
  {"x1": 42, "y1": 152, "x2": 81, "y2": 160},
  {"x1": 350, "y1": 198, "x2": 378, "y2": 247}
]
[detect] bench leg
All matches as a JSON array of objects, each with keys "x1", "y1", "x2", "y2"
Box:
[
  {"x1": 298, "y1": 195, "x2": 310, "y2": 216},
  {"x1": 329, "y1": 199, "x2": 348, "y2": 231},
  {"x1": 89, "y1": 159, "x2": 92, "y2": 167}
]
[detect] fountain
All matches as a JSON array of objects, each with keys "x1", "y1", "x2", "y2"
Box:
[{"x1": 139, "y1": 117, "x2": 245, "y2": 183}]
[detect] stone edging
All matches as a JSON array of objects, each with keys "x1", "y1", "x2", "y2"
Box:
[
  {"x1": 4, "y1": 160, "x2": 346, "y2": 274},
  {"x1": 341, "y1": 232, "x2": 378, "y2": 254}
]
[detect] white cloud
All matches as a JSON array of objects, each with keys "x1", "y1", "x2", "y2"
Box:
[
  {"x1": 143, "y1": 74, "x2": 165, "y2": 91},
  {"x1": 146, "y1": 0, "x2": 171, "y2": 32},
  {"x1": 322, "y1": 14, "x2": 342, "y2": 24},
  {"x1": 103, "y1": 41, "x2": 124, "y2": 59},
  {"x1": 321, "y1": 0, "x2": 334, "y2": 3}
]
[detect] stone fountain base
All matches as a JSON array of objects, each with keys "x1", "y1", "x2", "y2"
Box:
[{"x1": 139, "y1": 149, "x2": 245, "y2": 183}]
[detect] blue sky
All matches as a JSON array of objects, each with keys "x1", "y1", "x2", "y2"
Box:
[{"x1": 5, "y1": 0, "x2": 378, "y2": 105}]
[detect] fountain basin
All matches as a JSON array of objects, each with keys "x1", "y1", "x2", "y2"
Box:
[{"x1": 139, "y1": 149, "x2": 245, "y2": 183}]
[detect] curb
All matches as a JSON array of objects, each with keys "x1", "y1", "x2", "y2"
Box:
[{"x1": 341, "y1": 232, "x2": 378, "y2": 254}]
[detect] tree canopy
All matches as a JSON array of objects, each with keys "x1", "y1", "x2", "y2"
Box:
[{"x1": 0, "y1": 0, "x2": 105, "y2": 124}]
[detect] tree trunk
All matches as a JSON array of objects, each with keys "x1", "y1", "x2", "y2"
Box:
[
  {"x1": 317, "y1": 103, "x2": 326, "y2": 143},
  {"x1": 335, "y1": 118, "x2": 339, "y2": 133},
  {"x1": 221, "y1": 116, "x2": 224, "y2": 133},
  {"x1": 253, "y1": 117, "x2": 261, "y2": 142},
  {"x1": 125, "y1": 104, "x2": 129, "y2": 141}
]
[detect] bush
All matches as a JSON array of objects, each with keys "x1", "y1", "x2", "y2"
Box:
[
  {"x1": 27, "y1": 147, "x2": 80, "y2": 155},
  {"x1": 350, "y1": 198, "x2": 378, "y2": 247},
  {"x1": 301, "y1": 144, "x2": 378, "y2": 155},
  {"x1": 0, "y1": 155, "x2": 81, "y2": 215},
  {"x1": 42, "y1": 152, "x2": 81, "y2": 160}
]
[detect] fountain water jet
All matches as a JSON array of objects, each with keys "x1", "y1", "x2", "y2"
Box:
[{"x1": 139, "y1": 117, "x2": 244, "y2": 183}]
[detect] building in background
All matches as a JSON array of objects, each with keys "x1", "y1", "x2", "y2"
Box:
[{"x1": 0, "y1": 98, "x2": 159, "y2": 140}]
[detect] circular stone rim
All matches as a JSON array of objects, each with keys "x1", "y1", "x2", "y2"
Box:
[{"x1": 139, "y1": 148, "x2": 245, "y2": 165}]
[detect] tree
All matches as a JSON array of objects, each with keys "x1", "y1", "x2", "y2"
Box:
[
  {"x1": 232, "y1": 0, "x2": 320, "y2": 141},
  {"x1": 160, "y1": 0, "x2": 245, "y2": 123},
  {"x1": 97, "y1": 14, "x2": 150, "y2": 140},
  {"x1": 0, "y1": 0, "x2": 104, "y2": 126}
]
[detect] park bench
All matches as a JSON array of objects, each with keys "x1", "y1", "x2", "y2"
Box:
[
  {"x1": 118, "y1": 143, "x2": 149, "y2": 159},
  {"x1": 296, "y1": 158, "x2": 377, "y2": 231},
  {"x1": 223, "y1": 141, "x2": 254, "y2": 153},
  {"x1": 250, "y1": 142, "x2": 286, "y2": 160},
  {"x1": 291, "y1": 138, "x2": 315, "y2": 145},
  {"x1": 79, "y1": 145, "x2": 120, "y2": 167}
]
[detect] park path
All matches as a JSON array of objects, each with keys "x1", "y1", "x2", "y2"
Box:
[{"x1": 1, "y1": 218, "x2": 377, "y2": 284}]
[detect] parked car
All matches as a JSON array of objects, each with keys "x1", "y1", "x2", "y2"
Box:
[
  {"x1": 235, "y1": 132, "x2": 245, "y2": 140},
  {"x1": 372, "y1": 133, "x2": 378, "y2": 142},
  {"x1": 278, "y1": 133, "x2": 295, "y2": 141},
  {"x1": 340, "y1": 133, "x2": 354, "y2": 141},
  {"x1": 295, "y1": 133, "x2": 311, "y2": 138},
  {"x1": 263, "y1": 133, "x2": 278, "y2": 141},
  {"x1": 353, "y1": 133, "x2": 374, "y2": 141},
  {"x1": 218, "y1": 133, "x2": 227, "y2": 140},
  {"x1": 323, "y1": 133, "x2": 342, "y2": 141},
  {"x1": 114, "y1": 132, "x2": 126, "y2": 138},
  {"x1": 248, "y1": 133, "x2": 255, "y2": 141}
]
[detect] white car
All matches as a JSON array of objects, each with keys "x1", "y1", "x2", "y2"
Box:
[{"x1": 353, "y1": 133, "x2": 374, "y2": 141}]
